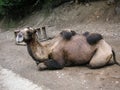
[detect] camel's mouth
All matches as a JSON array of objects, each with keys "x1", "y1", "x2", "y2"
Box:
[{"x1": 16, "y1": 32, "x2": 24, "y2": 43}]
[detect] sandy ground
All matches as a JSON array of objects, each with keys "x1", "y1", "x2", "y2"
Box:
[{"x1": 0, "y1": 23, "x2": 120, "y2": 90}]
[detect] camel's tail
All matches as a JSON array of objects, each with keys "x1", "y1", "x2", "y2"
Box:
[
  {"x1": 60, "y1": 30, "x2": 76, "y2": 40},
  {"x1": 112, "y1": 50, "x2": 120, "y2": 66}
]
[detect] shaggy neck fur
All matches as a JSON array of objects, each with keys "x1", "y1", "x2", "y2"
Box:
[{"x1": 26, "y1": 34, "x2": 48, "y2": 64}]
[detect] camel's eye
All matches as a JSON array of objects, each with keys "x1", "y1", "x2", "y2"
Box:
[{"x1": 27, "y1": 31, "x2": 33, "y2": 36}]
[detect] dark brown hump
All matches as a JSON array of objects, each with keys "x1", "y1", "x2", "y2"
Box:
[
  {"x1": 60, "y1": 30, "x2": 76, "y2": 40},
  {"x1": 86, "y1": 33, "x2": 103, "y2": 45}
]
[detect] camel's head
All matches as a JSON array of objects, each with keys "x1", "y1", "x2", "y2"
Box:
[{"x1": 15, "y1": 27, "x2": 40, "y2": 43}]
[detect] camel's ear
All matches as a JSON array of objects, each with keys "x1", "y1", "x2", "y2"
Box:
[
  {"x1": 27, "y1": 27, "x2": 40, "y2": 34},
  {"x1": 26, "y1": 26, "x2": 32, "y2": 31},
  {"x1": 34, "y1": 28, "x2": 40, "y2": 33},
  {"x1": 14, "y1": 30, "x2": 20, "y2": 37},
  {"x1": 14, "y1": 30, "x2": 20, "y2": 33},
  {"x1": 25, "y1": 27, "x2": 34, "y2": 33}
]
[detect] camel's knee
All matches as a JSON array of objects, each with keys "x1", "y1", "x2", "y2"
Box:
[
  {"x1": 37, "y1": 62, "x2": 47, "y2": 71},
  {"x1": 88, "y1": 54, "x2": 113, "y2": 69},
  {"x1": 88, "y1": 62, "x2": 104, "y2": 69},
  {"x1": 87, "y1": 64, "x2": 102, "y2": 69},
  {"x1": 37, "y1": 59, "x2": 64, "y2": 70},
  {"x1": 88, "y1": 61, "x2": 108, "y2": 69},
  {"x1": 88, "y1": 58, "x2": 106, "y2": 68}
]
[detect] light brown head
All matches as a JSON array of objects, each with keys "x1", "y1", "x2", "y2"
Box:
[{"x1": 15, "y1": 27, "x2": 40, "y2": 43}]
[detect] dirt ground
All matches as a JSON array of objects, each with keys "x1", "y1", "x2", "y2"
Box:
[
  {"x1": 0, "y1": 22, "x2": 120, "y2": 90},
  {"x1": 0, "y1": 1, "x2": 120, "y2": 90}
]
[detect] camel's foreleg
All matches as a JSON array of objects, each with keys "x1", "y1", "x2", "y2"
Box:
[{"x1": 37, "y1": 59, "x2": 64, "y2": 70}]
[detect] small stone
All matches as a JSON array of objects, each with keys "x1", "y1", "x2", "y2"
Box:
[{"x1": 115, "y1": 81, "x2": 119, "y2": 84}]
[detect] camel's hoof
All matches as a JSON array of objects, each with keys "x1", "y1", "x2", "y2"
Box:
[
  {"x1": 37, "y1": 63, "x2": 47, "y2": 71},
  {"x1": 86, "y1": 64, "x2": 95, "y2": 69}
]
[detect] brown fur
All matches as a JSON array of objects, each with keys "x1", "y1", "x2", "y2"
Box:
[{"x1": 51, "y1": 34, "x2": 96, "y2": 66}]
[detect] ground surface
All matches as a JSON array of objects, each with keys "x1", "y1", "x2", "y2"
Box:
[
  {"x1": 0, "y1": 1, "x2": 120, "y2": 90},
  {"x1": 0, "y1": 23, "x2": 120, "y2": 90}
]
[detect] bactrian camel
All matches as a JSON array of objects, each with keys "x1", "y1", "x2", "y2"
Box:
[{"x1": 15, "y1": 27, "x2": 120, "y2": 70}]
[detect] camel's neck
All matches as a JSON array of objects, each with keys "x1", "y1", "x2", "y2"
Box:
[
  {"x1": 26, "y1": 38, "x2": 40, "y2": 60},
  {"x1": 26, "y1": 35, "x2": 47, "y2": 62}
]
